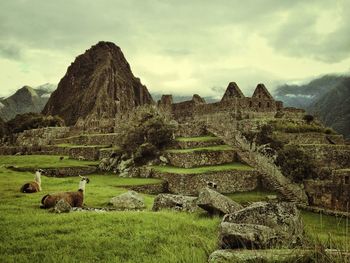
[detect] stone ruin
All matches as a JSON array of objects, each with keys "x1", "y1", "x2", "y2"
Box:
[{"x1": 158, "y1": 82, "x2": 286, "y2": 122}]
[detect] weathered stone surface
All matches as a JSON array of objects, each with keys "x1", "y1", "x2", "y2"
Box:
[
  {"x1": 159, "y1": 156, "x2": 169, "y2": 164},
  {"x1": 126, "y1": 181, "x2": 168, "y2": 195},
  {"x1": 152, "y1": 194, "x2": 199, "y2": 212},
  {"x1": 42, "y1": 41, "x2": 153, "y2": 126},
  {"x1": 192, "y1": 94, "x2": 206, "y2": 104},
  {"x1": 208, "y1": 249, "x2": 316, "y2": 263},
  {"x1": 165, "y1": 149, "x2": 237, "y2": 168},
  {"x1": 51, "y1": 199, "x2": 71, "y2": 213},
  {"x1": 176, "y1": 138, "x2": 224, "y2": 149},
  {"x1": 109, "y1": 191, "x2": 145, "y2": 210},
  {"x1": 222, "y1": 202, "x2": 304, "y2": 248},
  {"x1": 153, "y1": 170, "x2": 259, "y2": 195},
  {"x1": 197, "y1": 188, "x2": 243, "y2": 215},
  {"x1": 221, "y1": 82, "x2": 245, "y2": 101},
  {"x1": 219, "y1": 222, "x2": 278, "y2": 249}
]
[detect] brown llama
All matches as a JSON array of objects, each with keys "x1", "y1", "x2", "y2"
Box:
[
  {"x1": 20, "y1": 169, "x2": 44, "y2": 193},
  {"x1": 40, "y1": 176, "x2": 90, "y2": 209}
]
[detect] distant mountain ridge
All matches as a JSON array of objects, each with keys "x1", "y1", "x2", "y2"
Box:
[
  {"x1": 274, "y1": 74, "x2": 350, "y2": 138},
  {"x1": 0, "y1": 83, "x2": 56, "y2": 121}
]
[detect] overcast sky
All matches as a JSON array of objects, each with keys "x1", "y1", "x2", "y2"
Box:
[{"x1": 0, "y1": 0, "x2": 349, "y2": 97}]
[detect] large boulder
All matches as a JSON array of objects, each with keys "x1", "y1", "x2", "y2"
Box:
[
  {"x1": 109, "y1": 191, "x2": 145, "y2": 210},
  {"x1": 219, "y1": 222, "x2": 278, "y2": 249},
  {"x1": 152, "y1": 194, "x2": 199, "y2": 212},
  {"x1": 197, "y1": 188, "x2": 243, "y2": 215},
  {"x1": 220, "y1": 202, "x2": 304, "y2": 249}
]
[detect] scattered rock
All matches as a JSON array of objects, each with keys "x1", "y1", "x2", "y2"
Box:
[
  {"x1": 159, "y1": 156, "x2": 169, "y2": 164},
  {"x1": 208, "y1": 249, "x2": 316, "y2": 263},
  {"x1": 117, "y1": 158, "x2": 134, "y2": 173},
  {"x1": 51, "y1": 199, "x2": 71, "y2": 213},
  {"x1": 197, "y1": 188, "x2": 243, "y2": 215},
  {"x1": 222, "y1": 202, "x2": 304, "y2": 248},
  {"x1": 109, "y1": 191, "x2": 145, "y2": 210},
  {"x1": 152, "y1": 194, "x2": 199, "y2": 212}
]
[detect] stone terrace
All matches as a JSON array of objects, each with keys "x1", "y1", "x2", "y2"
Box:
[{"x1": 151, "y1": 126, "x2": 261, "y2": 195}]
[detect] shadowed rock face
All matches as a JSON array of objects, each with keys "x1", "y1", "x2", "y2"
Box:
[{"x1": 42, "y1": 41, "x2": 154, "y2": 126}]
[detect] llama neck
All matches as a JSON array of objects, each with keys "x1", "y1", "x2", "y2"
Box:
[
  {"x1": 35, "y1": 171, "x2": 42, "y2": 191},
  {"x1": 78, "y1": 180, "x2": 86, "y2": 192}
]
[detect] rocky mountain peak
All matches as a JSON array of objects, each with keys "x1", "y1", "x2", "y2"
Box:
[{"x1": 42, "y1": 41, "x2": 154, "y2": 126}]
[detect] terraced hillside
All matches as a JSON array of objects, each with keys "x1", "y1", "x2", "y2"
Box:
[{"x1": 151, "y1": 131, "x2": 261, "y2": 196}]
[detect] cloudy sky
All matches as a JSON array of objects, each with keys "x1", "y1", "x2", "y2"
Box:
[{"x1": 0, "y1": 0, "x2": 349, "y2": 97}]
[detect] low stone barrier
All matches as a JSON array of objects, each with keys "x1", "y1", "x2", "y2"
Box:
[
  {"x1": 122, "y1": 181, "x2": 168, "y2": 195},
  {"x1": 175, "y1": 139, "x2": 224, "y2": 149},
  {"x1": 165, "y1": 150, "x2": 237, "y2": 168},
  {"x1": 152, "y1": 169, "x2": 260, "y2": 195},
  {"x1": 8, "y1": 165, "x2": 98, "y2": 177},
  {"x1": 69, "y1": 147, "x2": 103, "y2": 161}
]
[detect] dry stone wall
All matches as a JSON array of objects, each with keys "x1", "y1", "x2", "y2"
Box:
[
  {"x1": 152, "y1": 169, "x2": 260, "y2": 195},
  {"x1": 164, "y1": 150, "x2": 238, "y2": 168},
  {"x1": 15, "y1": 127, "x2": 70, "y2": 147}
]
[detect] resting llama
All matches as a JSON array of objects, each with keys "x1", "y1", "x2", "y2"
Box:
[
  {"x1": 20, "y1": 169, "x2": 44, "y2": 193},
  {"x1": 40, "y1": 176, "x2": 90, "y2": 209}
]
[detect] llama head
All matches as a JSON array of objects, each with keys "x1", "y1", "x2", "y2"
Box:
[{"x1": 79, "y1": 175, "x2": 90, "y2": 184}]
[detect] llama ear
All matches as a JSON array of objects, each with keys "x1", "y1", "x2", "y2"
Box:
[{"x1": 86, "y1": 178, "x2": 90, "y2": 184}]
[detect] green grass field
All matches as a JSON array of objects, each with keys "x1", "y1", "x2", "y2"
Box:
[
  {"x1": 165, "y1": 145, "x2": 233, "y2": 153},
  {"x1": 0, "y1": 155, "x2": 349, "y2": 262},
  {"x1": 0, "y1": 155, "x2": 99, "y2": 169},
  {"x1": 151, "y1": 163, "x2": 254, "y2": 174},
  {"x1": 176, "y1": 136, "x2": 221, "y2": 142},
  {"x1": 227, "y1": 190, "x2": 277, "y2": 204}
]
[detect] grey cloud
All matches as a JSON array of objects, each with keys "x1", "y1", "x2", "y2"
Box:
[
  {"x1": 263, "y1": 1, "x2": 350, "y2": 63},
  {"x1": 0, "y1": 43, "x2": 22, "y2": 60}
]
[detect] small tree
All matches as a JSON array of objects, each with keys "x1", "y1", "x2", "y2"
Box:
[
  {"x1": 7, "y1": 113, "x2": 65, "y2": 134},
  {"x1": 303, "y1": 114, "x2": 314, "y2": 124},
  {"x1": 275, "y1": 145, "x2": 316, "y2": 183},
  {"x1": 117, "y1": 106, "x2": 176, "y2": 164}
]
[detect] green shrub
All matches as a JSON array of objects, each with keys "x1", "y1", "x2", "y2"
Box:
[
  {"x1": 275, "y1": 145, "x2": 317, "y2": 183},
  {"x1": 6, "y1": 113, "x2": 65, "y2": 134},
  {"x1": 118, "y1": 106, "x2": 176, "y2": 163},
  {"x1": 303, "y1": 114, "x2": 314, "y2": 124}
]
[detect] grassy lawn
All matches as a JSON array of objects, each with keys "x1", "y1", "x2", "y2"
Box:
[
  {"x1": 176, "y1": 136, "x2": 220, "y2": 142},
  {"x1": 166, "y1": 145, "x2": 233, "y2": 153},
  {"x1": 302, "y1": 211, "x2": 349, "y2": 250},
  {"x1": 151, "y1": 163, "x2": 254, "y2": 174},
  {"x1": 227, "y1": 190, "x2": 277, "y2": 204},
  {"x1": 0, "y1": 164, "x2": 220, "y2": 263},
  {"x1": 0, "y1": 156, "x2": 349, "y2": 262},
  {"x1": 0, "y1": 155, "x2": 99, "y2": 168}
]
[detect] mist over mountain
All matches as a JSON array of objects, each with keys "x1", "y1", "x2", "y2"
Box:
[
  {"x1": 0, "y1": 83, "x2": 56, "y2": 121},
  {"x1": 274, "y1": 74, "x2": 350, "y2": 138}
]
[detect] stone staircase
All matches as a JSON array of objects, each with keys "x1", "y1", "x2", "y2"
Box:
[{"x1": 205, "y1": 121, "x2": 308, "y2": 205}]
